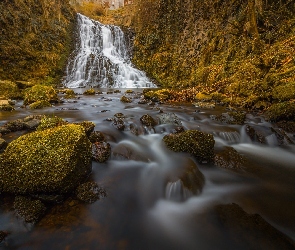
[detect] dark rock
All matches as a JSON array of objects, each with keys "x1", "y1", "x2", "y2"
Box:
[
  {"x1": 14, "y1": 196, "x2": 46, "y2": 223},
  {"x1": 76, "y1": 181, "x2": 106, "y2": 203},
  {"x1": 89, "y1": 131, "x2": 105, "y2": 143},
  {"x1": 172, "y1": 126, "x2": 185, "y2": 134},
  {"x1": 0, "y1": 126, "x2": 11, "y2": 135},
  {"x1": 4, "y1": 119, "x2": 25, "y2": 132},
  {"x1": 30, "y1": 194, "x2": 64, "y2": 204},
  {"x1": 0, "y1": 138, "x2": 8, "y2": 152},
  {"x1": 215, "y1": 203, "x2": 295, "y2": 250},
  {"x1": 74, "y1": 121, "x2": 95, "y2": 137},
  {"x1": 140, "y1": 114, "x2": 157, "y2": 127},
  {"x1": 92, "y1": 141, "x2": 111, "y2": 163},
  {"x1": 112, "y1": 118, "x2": 125, "y2": 131},
  {"x1": 163, "y1": 130, "x2": 215, "y2": 163},
  {"x1": 211, "y1": 111, "x2": 246, "y2": 125},
  {"x1": 276, "y1": 121, "x2": 295, "y2": 133},
  {"x1": 157, "y1": 113, "x2": 182, "y2": 126},
  {"x1": 114, "y1": 113, "x2": 125, "y2": 118},
  {"x1": 215, "y1": 147, "x2": 247, "y2": 170},
  {"x1": 0, "y1": 231, "x2": 9, "y2": 243}
]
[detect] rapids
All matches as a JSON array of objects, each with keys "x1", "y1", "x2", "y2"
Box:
[{"x1": 0, "y1": 89, "x2": 295, "y2": 249}]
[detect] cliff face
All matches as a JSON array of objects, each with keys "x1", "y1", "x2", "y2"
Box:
[
  {"x1": 132, "y1": 0, "x2": 295, "y2": 108},
  {"x1": 0, "y1": 0, "x2": 75, "y2": 84}
]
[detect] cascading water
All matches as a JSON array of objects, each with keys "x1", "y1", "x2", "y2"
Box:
[{"x1": 63, "y1": 13, "x2": 155, "y2": 88}]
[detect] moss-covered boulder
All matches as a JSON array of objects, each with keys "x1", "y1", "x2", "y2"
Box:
[
  {"x1": 0, "y1": 124, "x2": 92, "y2": 195},
  {"x1": 24, "y1": 85, "x2": 59, "y2": 105},
  {"x1": 83, "y1": 88, "x2": 96, "y2": 95},
  {"x1": 120, "y1": 96, "x2": 132, "y2": 103},
  {"x1": 36, "y1": 116, "x2": 68, "y2": 131},
  {"x1": 163, "y1": 130, "x2": 215, "y2": 163},
  {"x1": 265, "y1": 101, "x2": 295, "y2": 122},
  {"x1": 73, "y1": 121, "x2": 95, "y2": 137},
  {"x1": 140, "y1": 114, "x2": 157, "y2": 127},
  {"x1": 0, "y1": 80, "x2": 22, "y2": 99}
]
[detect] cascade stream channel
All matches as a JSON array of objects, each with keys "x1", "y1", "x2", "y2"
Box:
[{"x1": 1, "y1": 14, "x2": 295, "y2": 250}]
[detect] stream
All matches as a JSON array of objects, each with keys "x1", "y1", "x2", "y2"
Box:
[{"x1": 0, "y1": 89, "x2": 295, "y2": 249}]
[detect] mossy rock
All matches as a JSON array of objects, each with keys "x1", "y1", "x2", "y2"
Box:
[
  {"x1": 24, "y1": 85, "x2": 59, "y2": 105},
  {"x1": 89, "y1": 131, "x2": 105, "y2": 143},
  {"x1": 0, "y1": 80, "x2": 22, "y2": 99},
  {"x1": 271, "y1": 82, "x2": 295, "y2": 102},
  {"x1": 76, "y1": 181, "x2": 107, "y2": 203},
  {"x1": 0, "y1": 124, "x2": 92, "y2": 194},
  {"x1": 14, "y1": 196, "x2": 46, "y2": 223},
  {"x1": 215, "y1": 147, "x2": 247, "y2": 170},
  {"x1": 163, "y1": 130, "x2": 215, "y2": 163},
  {"x1": 265, "y1": 101, "x2": 295, "y2": 122},
  {"x1": 29, "y1": 100, "x2": 52, "y2": 109},
  {"x1": 37, "y1": 116, "x2": 68, "y2": 131},
  {"x1": 92, "y1": 141, "x2": 111, "y2": 163},
  {"x1": 120, "y1": 96, "x2": 132, "y2": 103},
  {"x1": 140, "y1": 114, "x2": 157, "y2": 127},
  {"x1": 74, "y1": 121, "x2": 95, "y2": 137},
  {"x1": 83, "y1": 88, "x2": 96, "y2": 95},
  {"x1": 64, "y1": 89, "x2": 76, "y2": 99},
  {"x1": 211, "y1": 111, "x2": 246, "y2": 125},
  {"x1": 0, "y1": 104, "x2": 14, "y2": 111}
]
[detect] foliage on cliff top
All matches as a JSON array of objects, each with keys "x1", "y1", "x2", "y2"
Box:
[
  {"x1": 132, "y1": 0, "x2": 295, "y2": 109},
  {"x1": 0, "y1": 0, "x2": 75, "y2": 84}
]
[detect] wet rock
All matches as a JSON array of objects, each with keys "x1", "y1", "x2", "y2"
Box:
[
  {"x1": 245, "y1": 124, "x2": 267, "y2": 144},
  {"x1": 166, "y1": 159, "x2": 205, "y2": 201},
  {"x1": 138, "y1": 99, "x2": 148, "y2": 104},
  {"x1": 76, "y1": 181, "x2": 107, "y2": 203},
  {"x1": 0, "y1": 124, "x2": 92, "y2": 194},
  {"x1": 14, "y1": 196, "x2": 46, "y2": 223},
  {"x1": 172, "y1": 126, "x2": 185, "y2": 134},
  {"x1": 211, "y1": 111, "x2": 246, "y2": 125},
  {"x1": 140, "y1": 114, "x2": 157, "y2": 127},
  {"x1": 92, "y1": 141, "x2": 111, "y2": 163},
  {"x1": 120, "y1": 96, "x2": 132, "y2": 103},
  {"x1": 0, "y1": 126, "x2": 11, "y2": 135},
  {"x1": 0, "y1": 231, "x2": 9, "y2": 243},
  {"x1": 114, "y1": 113, "x2": 125, "y2": 118},
  {"x1": 89, "y1": 131, "x2": 105, "y2": 143},
  {"x1": 163, "y1": 130, "x2": 215, "y2": 163},
  {"x1": 3, "y1": 119, "x2": 25, "y2": 132},
  {"x1": 215, "y1": 203, "x2": 295, "y2": 250},
  {"x1": 276, "y1": 121, "x2": 295, "y2": 133},
  {"x1": 129, "y1": 123, "x2": 139, "y2": 135},
  {"x1": 23, "y1": 119, "x2": 42, "y2": 130},
  {"x1": 214, "y1": 147, "x2": 247, "y2": 170},
  {"x1": 112, "y1": 118, "x2": 125, "y2": 131},
  {"x1": 112, "y1": 143, "x2": 148, "y2": 161},
  {"x1": 114, "y1": 90, "x2": 121, "y2": 93},
  {"x1": 157, "y1": 113, "x2": 182, "y2": 126},
  {"x1": 0, "y1": 138, "x2": 8, "y2": 152}
]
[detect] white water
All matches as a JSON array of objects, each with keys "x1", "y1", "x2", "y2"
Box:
[{"x1": 63, "y1": 14, "x2": 156, "y2": 88}]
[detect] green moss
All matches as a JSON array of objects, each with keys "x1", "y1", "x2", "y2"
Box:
[
  {"x1": 163, "y1": 130, "x2": 215, "y2": 163},
  {"x1": 0, "y1": 80, "x2": 22, "y2": 99},
  {"x1": 265, "y1": 101, "x2": 295, "y2": 122},
  {"x1": 74, "y1": 121, "x2": 95, "y2": 137},
  {"x1": 24, "y1": 85, "x2": 59, "y2": 105},
  {"x1": 0, "y1": 124, "x2": 92, "y2": 194},
  {"x1": 271, "y1": 82, "x2": 295, "y2": 101},
  {"x1": 29, "y1": 100, "x2": 52, "y2": 109},
  {"x1": 83, "y1": 88, "x2": 96, "y2": 95},
  {"x1": 64, "y1": 89, "x2": 76, "y2": 99},
  {"x1": 37, "y1": 116, "x2": 68, "y2": 131}
]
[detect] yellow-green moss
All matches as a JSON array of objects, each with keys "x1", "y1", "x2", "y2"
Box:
[
  {"x1": 29, "y1": 100, "x2": 52, "y2": 109},
  {"x1": 24, "y1": 85, "x2": 59, "y2": 105},
  {"x1": 83, "y1": 88, "x2": 96, "y2": 95},
  {"x1": 0, "y1": 80, "x2": 22, "y2": 99},
  {"x1": 0, "y1": 124, "x2": 92, "y2": 194}
]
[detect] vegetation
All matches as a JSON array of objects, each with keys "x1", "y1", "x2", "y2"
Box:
[
  {"x1": 24, "y1": 85, "x2": 59, "y2": 105},
  {"x1": 132, "y1": 0, "x2": 295, "y2": 109},
  {"x1": 0, "y1": 0, "x2": 75, "y2": 84}
]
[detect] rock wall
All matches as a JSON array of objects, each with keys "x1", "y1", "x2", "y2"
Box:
[
  {"x1": 0, "y1": 0, "x2": 75, "y2": 84},
  {"x1": 132, "y1": 0, "x2": 295, "y2": 108}
]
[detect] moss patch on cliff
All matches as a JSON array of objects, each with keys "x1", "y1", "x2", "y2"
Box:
[{"x1": 0, "y1": 0, "x2": 75, "y2": 84}]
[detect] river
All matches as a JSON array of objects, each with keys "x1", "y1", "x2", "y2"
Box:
[{"x1": 0, "y1": 89, "x2": 295, "y2": 249}]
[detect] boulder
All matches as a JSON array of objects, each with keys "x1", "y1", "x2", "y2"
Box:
[
  {"x1": 140, "y1": 114, "x2": 157, "y2": 127},
  {"x1": 0, "y1": 124, "x2": 92, "y2": 194},
  {"x1": 163, "y1": 130, "x2": 215, "y2": 163},
  {"x1": 92, "y1": 141, "x2": 111, "y2": 163},
  {"x1": 23, "y1": 85, "x2": 59, "y2": 105},
  {"x1": 214, "y1": 147, "x2": 247, "y2": 170}
]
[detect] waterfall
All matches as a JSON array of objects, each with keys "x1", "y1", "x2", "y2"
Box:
[{"x1": 63, "y1": 14, "x2": 155, "y2": 88}]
